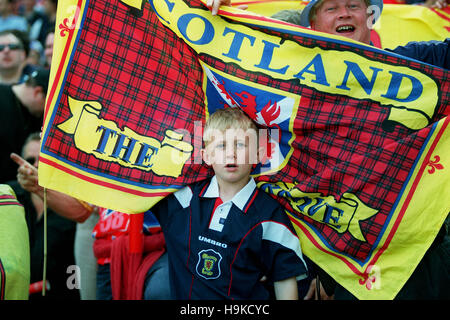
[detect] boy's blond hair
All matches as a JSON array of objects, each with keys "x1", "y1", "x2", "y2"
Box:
[{"x1": 203, "y1": 107, "x2": 258, "y2": 147}]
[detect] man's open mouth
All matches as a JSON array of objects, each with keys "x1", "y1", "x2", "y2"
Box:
[
  {"x1": 225, "y1": 164, "x2": 238, "y2": 168},
  {"x1": 336, "y1": 25, "x2": 355, "y2": 33}
]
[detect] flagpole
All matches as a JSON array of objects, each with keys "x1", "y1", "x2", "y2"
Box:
[{"x1": 42, "y1": 188, "x2": 47, "y2": 296}]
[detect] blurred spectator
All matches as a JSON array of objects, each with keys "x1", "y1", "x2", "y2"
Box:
[
  {"x1": 42, "y1": 0, "x2": 56, "y2": 32},
  {"x1": 0, "y1": 0, "x2": 28, "y2": 33},
  {"x1": 7, "y1": 133, "x2": 80, "y2": 300},
  {"x1": 0, "y1": 29, "x2": 28, "y2": 84},
  {"x1": 25, "y1": 39, "x2": 41, "y2": 66},
  {"x1": 0, "y1": 66, "x2": 49, "y2": 183},
  {"x1": 43, "y1": 29, "x2": 53, "y2": 67},
  {"x1": 24, "y1": 0, "x2": 51, "y2": 47}
]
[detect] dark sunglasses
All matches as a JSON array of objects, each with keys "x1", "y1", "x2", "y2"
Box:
[{"x1": 0, "y1": 43, "x2": 24, "y2": 51}]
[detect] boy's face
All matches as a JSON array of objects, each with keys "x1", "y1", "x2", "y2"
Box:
[{"x1": 202, "y1": 128, "x2": 259, "y2": 186}]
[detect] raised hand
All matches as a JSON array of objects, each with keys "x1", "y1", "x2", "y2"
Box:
[
  {"x1": 10, "y1": 153, "x2": 42, "y2": 195},
  {"x1": 205, "y1": 0, "x2": 248, "y2": 15}
]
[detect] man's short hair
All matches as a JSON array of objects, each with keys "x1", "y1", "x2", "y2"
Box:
[
  {"x1": 0, "y1": 29, "x2": 30, "y2": 57},
  {"x1": 203, "y1": 107, "x2": 258, "y2": 146}
]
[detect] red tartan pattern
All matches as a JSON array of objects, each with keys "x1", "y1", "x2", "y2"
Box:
[
  {"x1": 44, "y1": 0, "x2": 211, "y2": 188},
  {"x1": 42, "y1": 0, "x2": 449, "y2": 263}
]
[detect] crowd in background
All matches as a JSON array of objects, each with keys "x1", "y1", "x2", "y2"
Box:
[
  {"x1": 0, "y1": 0, "x2": 56, "y2": 75},
  {"x1": 1, "y1": 0, "x2": 88, "y2": 301}
]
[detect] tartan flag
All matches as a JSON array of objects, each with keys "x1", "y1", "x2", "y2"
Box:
[{"x1": 39, "y1": 0, "x2": 449, "y2": 299}]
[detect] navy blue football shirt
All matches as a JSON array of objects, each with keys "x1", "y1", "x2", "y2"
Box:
[{"x1": 153, "y1": 176, "x2": 307, "y2": 299}]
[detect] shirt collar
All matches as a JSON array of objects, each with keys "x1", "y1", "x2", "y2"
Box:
[{"x1": 202, "y1": 175, "x2": 257, "y2": 211}]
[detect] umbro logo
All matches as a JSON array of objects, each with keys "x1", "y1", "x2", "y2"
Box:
[{"x1": 198, "y1": 235, "x2": 227, "y2": 248}]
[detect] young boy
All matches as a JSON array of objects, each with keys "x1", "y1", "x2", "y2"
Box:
[{"x1": 152, "y1": 107, "x2": 307, "y2": 299}]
